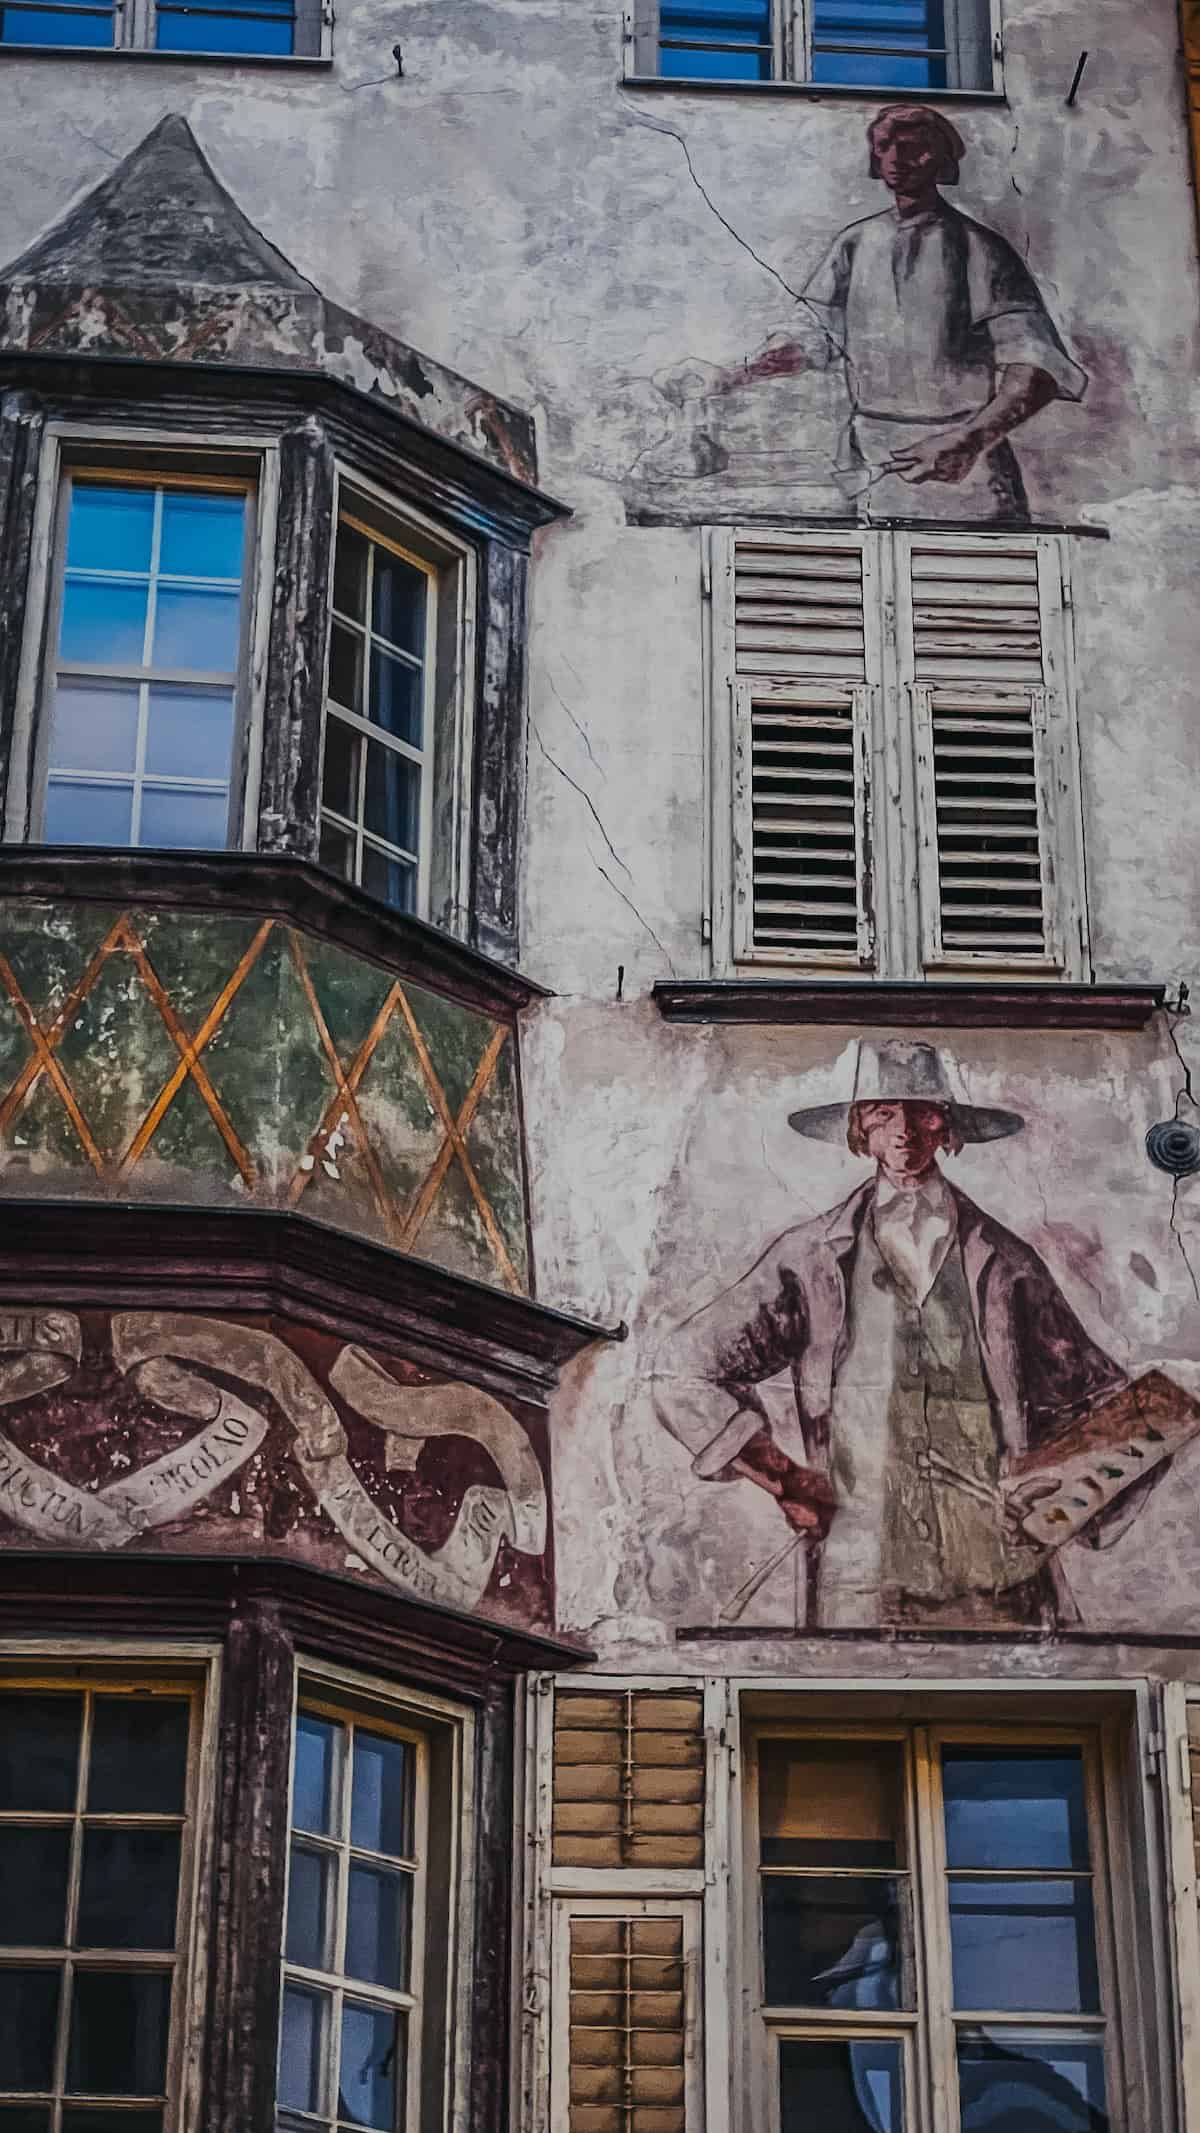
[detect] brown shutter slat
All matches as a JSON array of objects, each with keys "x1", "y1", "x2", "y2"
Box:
[
  {"x1": 569, "y1": 1915, "x2": 687, "y2": 2133},
  {"x1": 553, "y1": 1689, "x2": 705, "y2": 1869}
]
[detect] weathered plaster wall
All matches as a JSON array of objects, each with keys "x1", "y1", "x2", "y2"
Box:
[{"x1": 3, "y1": 0, "x2": 1200, "y2": 1672}]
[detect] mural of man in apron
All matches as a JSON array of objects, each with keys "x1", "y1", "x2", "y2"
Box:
[
  {"x1": 650, "y1": 1042, "x2": 1173, "y2": 1630},
  {"x1": 661, "y1": 104, "x2": 1087, "y2": 523}
]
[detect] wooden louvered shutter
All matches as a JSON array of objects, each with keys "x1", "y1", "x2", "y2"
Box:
[
  {"x1": 553, "y1": 1689, "x2": 705, "y2": 1869},
  {"x1": 566, "y1": 1913, "x2": 688, "y2": 2133},
  {"x1": 899, "y1": 533, "x2": 1082, "y2": 971},
  {"x1": 727, "y1": 532, "x2": 877, "y2": 967}
]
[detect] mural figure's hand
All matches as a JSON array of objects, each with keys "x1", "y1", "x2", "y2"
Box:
[
  {"x1": 885, "y1": 424, "x2": 983, "y2": 486},
  {"x1": 1002, "y1": 1473, "x2": 1060, "y2": 1537},
  {"x1": 728, "y1": 1429, "x2": 838, "y2": 1539}
]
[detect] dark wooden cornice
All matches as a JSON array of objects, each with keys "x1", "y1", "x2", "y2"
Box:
[
  {"x1": 0, "y1": 847, "x2": 549, "y2": 1019},
  {"x1": 0, "y1": 1551, "x2": 593, "y2": 1688},
  {"x1": 0, "y1": 1201, "x2": 623, "y2": 1406},
  {"x1": 0, "y1": 350, "x2": 567, "y2": 543},
  {"x1": 652, "y1": 980, "x2": 1167, "y2": 1032}
]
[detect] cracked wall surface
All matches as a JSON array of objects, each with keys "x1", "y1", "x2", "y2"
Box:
[{"x1": 4, "y1": 0, "x2": 1200, "y2": 1668}]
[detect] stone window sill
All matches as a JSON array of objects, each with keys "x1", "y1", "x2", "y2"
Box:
[
  {"x1": 621, "y1": 73, "x2": 1007, "y2": 106},
  {"x1": 0, "y1": 41, "x2": 330, "y2": 63}
]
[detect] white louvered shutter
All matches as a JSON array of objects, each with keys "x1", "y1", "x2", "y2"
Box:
[
  {"x1": 728, "y1": 532, "x2": 876, "y2": 966},
  {"x1": 898, "y1": 533, "x2": 1083, "y2": 972}
]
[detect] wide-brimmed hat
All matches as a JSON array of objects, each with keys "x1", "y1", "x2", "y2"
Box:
[{"x1": 788, "y1": 1040, "x2": 1023, "y2": 1146}]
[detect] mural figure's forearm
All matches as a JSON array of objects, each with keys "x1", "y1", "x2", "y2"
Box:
[{"x1": 959, "y1": 362, "x2": 1058, "y2": 452}]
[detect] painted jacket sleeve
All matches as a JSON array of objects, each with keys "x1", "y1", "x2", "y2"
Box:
[
  {"x1": 966, "y1": 220, "x2": 1089, "y2": 401},
  {"x1": 649, "y1": 1236, "x2": 810, "y2": 1478}
]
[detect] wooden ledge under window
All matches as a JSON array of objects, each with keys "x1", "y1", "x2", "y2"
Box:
[
  {"x1": 0, "y1": 847, "x2": 547, "y2": 1020},
  {"x1": 652, "y1": 980, "x2": 1167, "y2": 1032}
]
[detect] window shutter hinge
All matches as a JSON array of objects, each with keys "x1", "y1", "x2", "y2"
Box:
[
  {"x1": 701, "y1": 912, "x2": 712, "y2": 945},
  {"x1": 1181, "y1": 1733, "x2": 1194, "y2": 1795},
  {"x1": 1144, "y1": 1729, "x2": 1164, "y2": 1781},
  {"x1": 701, "y1": 555, "x2": 712, "y2": 602}
]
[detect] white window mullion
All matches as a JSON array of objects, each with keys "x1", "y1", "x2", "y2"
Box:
[{"x1": 785, "y1": 0, "x2": 810, "y2": 80}]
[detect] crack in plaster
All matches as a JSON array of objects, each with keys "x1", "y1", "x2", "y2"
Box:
[
  {"x1": 546, "y1": 671, "x2": 601, "y2": 776},
  {"x1": 532, "y1": 722, "x2": 630, "y2": 877},
  {"x1": 593, "y1": 859, "x2": 678, "y2": 975}
]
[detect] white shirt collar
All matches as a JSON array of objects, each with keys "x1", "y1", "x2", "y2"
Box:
[{"x1": 873, "y1": 1168, "x2": 954, "y2": 1219}]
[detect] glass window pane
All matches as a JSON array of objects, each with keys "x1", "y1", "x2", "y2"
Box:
[
  {"x1": 371, "y1": 550, "x2": 426, "y2": 662},
  {"x1": 42, "y1": 779, "x2": 133, "y2": 847},
  {"x1": 345, "y1": 1864, "x2": 411, "y2": 1992},
  {"x1": 363, "y1": 743, "x2": 419, "y2": 855},
  {"x1": 66, "y1": 487, "x2": 153, "y2": 575},
  {"x1": 762, "y1": 1874, "x2": 909, "y2": 2010},
  {"x1": 329, "y1": 622, "x2": 364, "y2": 715},
  {"x1": 0, "y1": 1970, "x2": 61, "y2": 2089},
  {"x1": 59, "y1": 580, "x2": 148, "y2": 667},
  {"x1": 0, "y1": 2108, "x2": 52, "y2": 2131},
  {"x1": 62, "y1": 2115, "x2": 163, "y2": 2133},
  {"x1": 48, "y1": 679, "x2": 139, "y2": 775},
  {"x1": 285, "y1": 1845, "x2": 334, "y2": 1972},
  {"x1": 67, "y1": 1972, "x2": 171, "y2": 2097},
  {"x1": 0, "y1": 8, "x2": 114, "y2": 42},
  {"x1": 760, "y1": 1741, "x2": 906, "y2": 1868},
  {"x1": 277, "y1": 1984, "x2": 329, "y2": 2117},
  {"x1": 360, "y1": 844, "x2": 416, "y2": 913},
  {"x1": 77, "y1": 1830, "x2": 181, "y2": 1951},
  {"x1": 159, "y1": 491, "x2": 246, "y2": 581},
  {"x1": 322, "y1": 718, "x2": 360, "y2": 821},
  {"x1": 780, "y1": 2035, "x2": 904, "y2": 2132},
  {"x1": 337, "y1": 2001, "x2": 402, "y2": 2131},
  {"x1": 144, "y1": 684, "x2": 235, "y2": 782},
  {"x1": 319, "y1": 820, "x2": 356, "y2": 883},
  {"x1": 957, "y1": 2028, "x2": 1109, "y2": 2131},
  {"x1": 155, "y1": 7, "x2": 294, "y2": 51},
  {"x1": 350, "y1": 1730, "x2": 412, "y2": 1858},
  {"x1": 942, "y1": 1751, "x2": 1090, "y2": 1872},
  {"x1": 949, "y1": 1877, "x2": 1100, "y2": 2014},
  {"x1": 0, "y1": 1827, "x2": 72, "y2": 1946},
  {"x1": 88, "y1": 1697, "x2": 189, "y2": 1814},
  {"x1": 660, "y1": 0, "x2": 771, "y2": 77},
  {"x1": 293, "y1": 1715, "x2": 342, "y2": 1837},
  {"x1": 334, "y1": 523, "x2": 369, "y2": 624},
  {"x1": 0, "y1": 1693, "x2": 81, "y2": 1810},
  {"x1": 365, "y1": 646, "x2": 421, "y2": 748},
  {"x1": 153, "y1": 587, "x2": 241, "y2": 673},
  {"x1": 138, "y1": 785, "x2": 229, "y2": 852}
]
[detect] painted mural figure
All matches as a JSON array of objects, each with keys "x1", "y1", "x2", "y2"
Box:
[
  {"x1": 651, "y1": 1042, "x2": 1189, "y2": 1631},
  {"x1": 670, "y1": 105, "x2": 1087, "y2": 522}
]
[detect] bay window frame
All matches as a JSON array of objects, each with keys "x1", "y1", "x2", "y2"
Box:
[{"x1": 5, "y1": 424, "x2": 279, "y2": 858}]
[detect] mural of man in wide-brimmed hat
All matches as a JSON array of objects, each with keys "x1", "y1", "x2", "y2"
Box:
[{"x1": 650, "y1": 1042, "x2": 1181, "y2": 1630}]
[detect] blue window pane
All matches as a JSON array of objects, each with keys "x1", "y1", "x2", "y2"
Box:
[
  {"x1": 361, "y1": 844, "x2": 416, "y2": 913},
  {"x1": 153, "y1": 586, "x2": 242, "y2": 672},
  {"x1": 371, "y1": 550, "x2": 425, "y2": 661},
  {"x1": 49, "y1": 679, "x2": 140, "y2": 776},
  {"x1": 364, "y1": 744, "x2": 420, "y2": 855},
  {"x1": 59, "y1": 580, "x2": 148, "y2": 667},
  {"x1": 0, "y1": 1970, "x2": 60, "y2": 2091},
  {"x1": 43, "y1": 779, "x2": 133, "y2": 846},
  {"x1": 762, "y1": 1874, "x2": 908, "y2": 2009},
  {"x1": 949, "y1": 1879, "x2": 1100, "y2": 2014},
  {"x1": 338, "y1": 2002, "x2": 402, "y2": 2131},
  {"x1": 812, "y1": 47, "x2": 936, "y2": 85},
  {"x1": 0, "y1": 7, "x2": 113, "y2": 41},
  {"x1": 144, "y1": 684, "x2": 235, "y2": 781},
  {"x1": 293, "y1": 1714, "x2": 342, "y2": 1837},
  {"x1": 345, "y1": 1864, "x2": 410, "y2": 1991},
  {"x1": 67, "y1": 486, "x2": 153, "y2": 573},
  {"x1": 780, "y1": 2036, "x2": 904, "y2": 2133},
  {"x1": 350, "y1": 1730, "x2": 412, "y2": 1858},
  {"x1": 285, "y1": 1845, "x2": 333, "y2": 1972},
  {"x1": 159, "y1": 491, "x2": 246, "y2": 581},
  {"x1": 957, "y1": 2030, "x2": 1108, "y2": 2133},
  {"x1": 812, "y1": 0, "x2": 946, "y2": 86},
  {"x1": 943, "y1": 1752, "x2": 1090, "y2": 1872},
  {"x1": 278, "y1": 1985, "x2": 329, "y2": 2117},
  {"x1": 138, "y1": 785, "x2": 229, "y2": 851},
  {"x1": 155, "y1": 5, "x2": 293, "y2": 50},
  {"x1": 367, "y1": 645, "x2": 422, "y2": 748},
  {"x1": 660, "y1": 0, "x2": 772, "y2": 77}
]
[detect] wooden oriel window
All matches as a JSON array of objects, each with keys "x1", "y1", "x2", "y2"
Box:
[
  {"x1": 277, "y1": 1691, "x2": 444, "y2": 2133},
  {"x1": 0, "y1": 1673, "x2": 206, "y2": 2133},
  {"x1": 746, "y1": 1723, "x2": 1119, "y2": 2133}
]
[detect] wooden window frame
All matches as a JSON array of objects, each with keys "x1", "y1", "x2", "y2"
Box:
[
  {"x1": 0, "y1": 0, "x2": 327, "y2": 60},
  {"x1": 707, "y1": 525, "x2": 1091, "y2": 983},
  {"x1": 0, "y1": 1643, "x2": 221, "y2": 2133},
  {"x1": 319, "y1": 470, "x2": 477, "y2": 933},
  {"x1": 6, "y1": 427, "x2": 279, "y2": 858},
  {"x1": 281, "y1": 1656, "x2": 477, "y2": 2133},
  {"x1": 625, "y1": 0, "x2": 1000, "y2": 91},
  {"x1": 741, "y1": 1716, "x2": 1127, "y2": 2133}
]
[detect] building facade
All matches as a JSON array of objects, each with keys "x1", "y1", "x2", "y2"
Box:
[{"x1": 1, "y1": 4, "x2": 1200, "y2": 2131}]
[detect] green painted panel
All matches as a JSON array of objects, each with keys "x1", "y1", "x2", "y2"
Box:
[{"x1": 0, "y1": 899, "x2": 532, "y2": 1295}]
